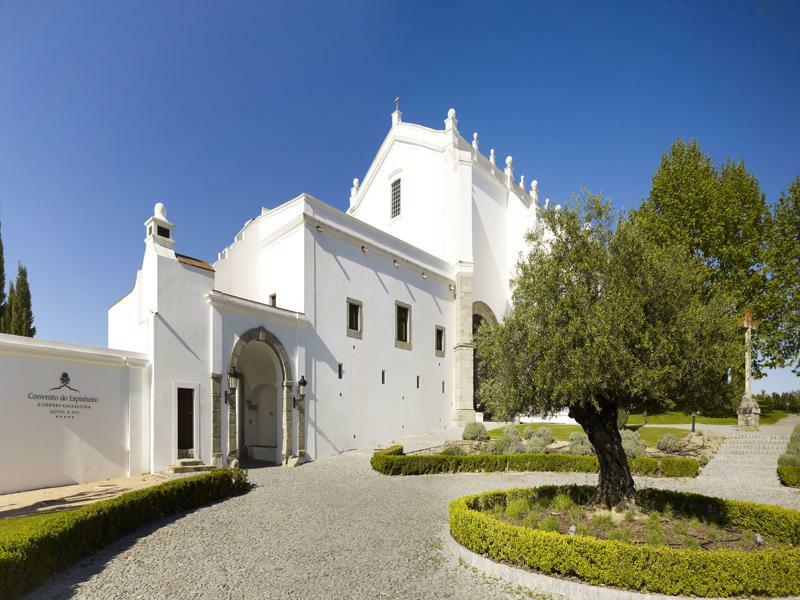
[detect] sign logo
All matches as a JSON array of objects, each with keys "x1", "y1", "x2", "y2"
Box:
[
  {"x1": 50, "y1": 372, "x2": 80, "y2": 392},
  {"x1": 28, "y1": 372, "x2": 99, "y2": 420}
]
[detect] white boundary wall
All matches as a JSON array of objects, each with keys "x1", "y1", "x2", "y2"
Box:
[{"x1": 0, "y1": 334, "x2": 149, "y2": 494}]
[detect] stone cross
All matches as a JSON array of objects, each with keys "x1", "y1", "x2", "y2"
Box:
[{"x1": 737, "y1": 308, "x2": 761, "y2": 430}]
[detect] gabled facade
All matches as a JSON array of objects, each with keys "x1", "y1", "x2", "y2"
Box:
[{"x1": 105, "y1": 108, "x2": 543, "y2": 474}]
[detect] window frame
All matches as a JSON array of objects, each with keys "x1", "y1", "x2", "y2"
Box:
[
  {"x1": 434, "y1": 325, "x2": 446, "y2": 357},
  {"x1": 394, "y1": 301, "x2": 412, "y2": 350},
  {"x1": 390, "y1": 178, "x2": 401, "y2": 220},
  {"x1": 346, "y1": 297, "x2": 363, "y2": 340}
]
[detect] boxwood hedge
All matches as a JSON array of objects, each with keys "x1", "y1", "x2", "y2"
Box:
[
  {"x1": 779, "y1": 465, "x2": 800, "y2": 487},
  {"x1": 0, "y1": 468, "x2": 248, "y2": 598},
  {"x1": 371, "y1": 445, "x2": 698, "y2": 477},
  {"x1": 450, "y1": 485, "x2": 800, "y2": 597}
]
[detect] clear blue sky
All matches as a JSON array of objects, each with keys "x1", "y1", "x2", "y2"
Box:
[{"x1": 1, "y1": 1, "x2": 798, "y2": 392}]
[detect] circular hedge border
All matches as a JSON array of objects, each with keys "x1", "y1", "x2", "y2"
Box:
[{"x1": 449, "y1": 485, "x2": 800, "y2": 597}]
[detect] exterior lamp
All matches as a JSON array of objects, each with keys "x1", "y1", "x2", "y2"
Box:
[{"x1": 293, "y1": 375, "x2": 308, "y2": 409}]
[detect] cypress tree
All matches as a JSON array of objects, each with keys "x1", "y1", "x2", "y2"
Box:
[
  {"x1": 0, "y1": 219, "x2": 5, "y2": 333},
  {"x1": 13, "y1": 263, "x2": 35, "y2": 337},
  {"x1": 5, "y1": 280, "x2": 16, "y2": 335}
]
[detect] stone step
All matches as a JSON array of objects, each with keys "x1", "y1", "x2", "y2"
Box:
[
  {"x1": 166, "y1": 464, "x2": 216, "y2": 474},
  {"x1": 176, "y1": 458, "x2": 204, "y2": 466}
]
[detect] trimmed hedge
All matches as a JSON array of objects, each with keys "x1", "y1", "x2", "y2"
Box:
[
  {"x1": 450, "y1": 485, "x2": 800, "y2": 597},
  {"x1": 371, "y1": 446, "x2": 698, "y2": 478},
  {"x1": 0, "y1": 469, "x2": 248, "y2": 598},
  {"x1": 779, "y1": 465, "x2": 800, "y2": 488}
]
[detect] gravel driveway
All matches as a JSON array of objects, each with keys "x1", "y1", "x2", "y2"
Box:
[{"x1": 26, "y1": 423, "x2": 800, "y2": 600}]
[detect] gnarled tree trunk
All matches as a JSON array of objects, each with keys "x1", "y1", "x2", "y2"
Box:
[{"x1": 569, "y1": 402, "x2": 635, "y2": 507}]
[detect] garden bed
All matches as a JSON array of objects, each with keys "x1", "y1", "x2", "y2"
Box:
[
  {"x1": 371, "y1": 445, "x2": 699, "y2": 477},
  {"x1": 449, "y1": 485, "x2": 800, "y2": 597}
]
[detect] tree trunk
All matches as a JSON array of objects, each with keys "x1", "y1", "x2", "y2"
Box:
[{"x1": 569, "y1": 402, "x2": 636, "y2": 507}]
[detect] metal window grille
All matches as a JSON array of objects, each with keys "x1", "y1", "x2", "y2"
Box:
[{"x1": 390, "y1": 179, "x2": 401, "y2": 219}]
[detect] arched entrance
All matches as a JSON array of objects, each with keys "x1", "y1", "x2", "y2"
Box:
[
  {"x1": 472, "y1": 301, "x2": 498, "y2": 417},
  {"x1": 228, "y1": 327, "x2": 302, "y2": 465}
]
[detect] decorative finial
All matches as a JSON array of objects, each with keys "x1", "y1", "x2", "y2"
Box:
[
  {"x1": 545, "y1": 197, "x2": 550, "y2": 209},
  {"x1": 472, "y1": 132, "x2": 479, "y2": 151},
  {"x1": 519, "y1": 175, "x2": 525, "y2": 190},
  {"x1": 447, "y1": 107, "x2": 456, "y2": 119},
  {"x1": 530, "y1": 180, "x2": 539, "y2": 202},
  {"x1": 394, "y1": 96, "x2": 400, "y2": 111},
  {"x1": 555, "y1": 204, "x2": 561, "y2": 212},
  {"x1": 154, "y1": 202, "x2": 166, "y2": 220},
  {"x1": 444, "y1": 107, "x2": 458, "y2": 132},
  {"x1": 353, "y1": 178, "x2": 359, "y2": 189},
  {"x1": 505, "y1": 155, "x2": 513, "y2": 168},
  {"x1": 489, "y1": 148, "x2": 495, "y2": 165}
]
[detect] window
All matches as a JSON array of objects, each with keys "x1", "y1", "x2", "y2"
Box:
[
  {"x1": 346, "y1": 298, "x2": 362, "y2": 339},
  {"x1": 435, "y1": 326, "x2": 445, "y2": 357},
  {"x1": 269, "y1": 294, "x2": 277, "y2": 307},
  {"x1": 442, "y1": 380, "x2": 445, "y2": 394},
  {"x1": 157, "y1": 225, "x2": 170, "y2": 239},
  {"x1": 395, "y1": 301, "x2": 411, "y2": 349},
  {"x1": 381, "y1": 370, "x2": 386, "y2": 384},
  {"x1": 390, "y1": 178, "x2": 401, "y2": 219},
  {"x1": 338, "y1": 363, "x2": 343, "y2": 379},
  {"x1": 416, "y1": 375, "x2": 420, "y2": 389}
]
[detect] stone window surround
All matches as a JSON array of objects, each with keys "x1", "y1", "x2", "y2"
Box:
[
  {"x1": 346, "y1": 297, "x2": 363, "y2": 339},
  {"x1": 394, "y1": 300, "x2": 412, "y2": 350},
  {"x1": 434, "y1": 325, "x2": 445, "y2": 357}
]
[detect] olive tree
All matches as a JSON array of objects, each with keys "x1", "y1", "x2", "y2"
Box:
[{"x1": 476, "y1": 192, "x2": 739, "y2": 506}]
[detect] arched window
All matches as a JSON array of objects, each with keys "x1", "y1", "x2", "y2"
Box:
[{"x1": 390, "y1": 178, "x2": 401, "y2": 219}]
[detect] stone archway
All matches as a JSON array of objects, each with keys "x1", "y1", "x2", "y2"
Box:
[
  {"x1": 227, "y1": 327, "x2": 302, "y2": 465},
  {"x1": 472, "y1": 301, "x2": 498, "y2": 416}
]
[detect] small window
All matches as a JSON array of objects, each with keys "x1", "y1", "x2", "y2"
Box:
[
  {"x1": 157, "y1": 225, "x2": 170, "y2": 239},
  {"x1": 395, "y1": 302, "x2": 411, "y2": 349},
  {"x1": 346, "y1": 298, "x2": 363, "y2": 339},
  {"x1": 416, "y1": 375, "x2": 420, "y2": 389},
  {"x1": 442, "y1": 380, "x2": 445, "y2": 394},
  {"x1": 435, "y1": 326, "x2": 445, "y2": 357},
  {"x1": 269, "y1": 294, "x2": 277, "y2": 307},
  {"x1": 338, "y1": 363, "x2": 343, "y2": 379},
  {"x1": 381, "y1": 370, "x2": 385, "y2": 384},
  {"x1": 390, "y1": 178, "x2": 401, "y2": 219},
  {"x1": 148, "y1": 225, "x2": 153, "y2": 236}
]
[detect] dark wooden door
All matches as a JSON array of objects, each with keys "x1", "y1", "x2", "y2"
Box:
[{"x1": 177, "y1": 388, "x2": 194, "y2": 451}]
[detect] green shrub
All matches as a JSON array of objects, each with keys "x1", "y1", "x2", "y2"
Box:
[
  {"x1": 698, "y1": 454, "x2": 709, "y2": 467},
  {"x1": 524, "y1": 437, "x2": 548, "y2": 455},
  {"x1": 462, "y1": 422, "x2": 489, "y2": 441},
  {"x1": 439, "y1": 445, "x2": 465, "y2": 456},
  {"x1": 505, "y1": 498, "x2": 531, "y2": 521},
  {"x1": 567, "y1": 431, "x2": 595, "y2": 455},
  {"x1": 488, "y1": 428, "x2": 526, "y2": 454},
  {"x1": 0, "y1": 469, "x2": 248, "y2": 598},
  {"x1": 656, "y1": 433, "x2": 684, "y2": 453},
  {"x1": 371, "y1": 446, "x2": 694, "y2": 477},
  {"x1": 449, "y1": 484, "x2": 800, "y2": 597},
  {"x1": 659, "y1": 456, "x2": 700, "y2": 477},
  {"x1": 779, "y1": 465, "x2": 800, "y2": 487},
  {"x1": 524, "y1": 426, "x2": 554, "y2": 445},
  {"x1": 620, "y1": 429, "x2": 647, "y2": 458},
  {"x1": 779, "y1": 452, "x2": 800, "y2": 467},
  {"x1": 617, "y1": 408, "x2": 630, "y2": 428}
]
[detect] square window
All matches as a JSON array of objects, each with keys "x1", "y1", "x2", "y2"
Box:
[
  {"x1": 157, "y1": 225, "x2": 170, "y2": 239},
  {"x1": 395, "y1": 303, "x2": 410, "y2": 349},
  {"x1": 435, "y1": 326, "x2": 445, "y2": 357},
  {"x1": 390, "y1": 178, "x2": 401, "y2": 219},
  {"x1": 346, "y1": 298, "x2": 363, "y2": 339}
]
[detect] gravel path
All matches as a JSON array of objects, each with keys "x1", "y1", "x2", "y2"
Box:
[{"x1": 26, "y1": 419, "x2": 800, "y2": 600}]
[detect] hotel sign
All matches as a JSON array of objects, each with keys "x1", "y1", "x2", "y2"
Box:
[{"x1": 27, "y1": 372, "x2": 100, "y2": 420}]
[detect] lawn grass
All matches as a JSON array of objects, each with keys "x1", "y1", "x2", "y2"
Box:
[
  {"x1": 489, "y1": 423, "x2": 687, "y2": 446},
  {"x1": 627, "y1": 408, "x2": 788, "y2": 426}
]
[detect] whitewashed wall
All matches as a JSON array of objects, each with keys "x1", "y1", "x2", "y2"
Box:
[{"x1": 0, "y1": 335, "x2": 149, "y2": 494}]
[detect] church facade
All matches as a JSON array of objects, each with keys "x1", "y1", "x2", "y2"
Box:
[{"x1": 0, "y1": 108, "x2": 543, "y2": 489}]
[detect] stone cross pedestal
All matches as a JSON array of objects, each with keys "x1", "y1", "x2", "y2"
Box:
[{"x1": 737, "y1": 308, "x2": 760, "y2": 431}]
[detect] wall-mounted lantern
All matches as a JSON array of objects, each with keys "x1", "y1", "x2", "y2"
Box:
[
  {"x1": 293, "y1": 375, "x2": 308, "y2": 409},
  {"x1": 228, "y1": 367, "x2": 239, "y2": 391}
]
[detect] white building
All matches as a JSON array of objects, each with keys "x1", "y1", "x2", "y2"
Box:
[{"x1": 0, "y1": 108, "x2": 543, "y2": 491}]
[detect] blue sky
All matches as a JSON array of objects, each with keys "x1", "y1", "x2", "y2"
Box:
[{"x1": 1, "y1": 1, "x2": 798, "y2": 392}]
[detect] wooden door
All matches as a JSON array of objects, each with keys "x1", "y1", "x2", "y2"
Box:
[{"x1": 177, "y1": 388, "x2": 194, "y2": 453}]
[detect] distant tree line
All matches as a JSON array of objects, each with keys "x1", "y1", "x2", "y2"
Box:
[{"x1": 0, "y1": 219, "x2": 35, "y2": 337}]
